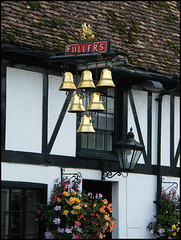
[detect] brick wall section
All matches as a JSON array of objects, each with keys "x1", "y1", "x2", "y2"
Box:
[{"x1": 1, "y1": 1, "x2": 180, "y2": 78}]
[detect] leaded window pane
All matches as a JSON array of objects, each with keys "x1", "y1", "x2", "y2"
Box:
[
  {"x1": 97, "y1": 132, "x2": 104, "y2": 150},
  {"x1": 11, "y1": 189, "x2": 23, "y2": 211},
  {"x1": 106, "y1": 134, "x2": 112, "y2": 151},
  {"x1": 81, "y1": 133, "x2": 87, "y2": 148},
  {"x1": 107, "y1": 114, "x2": 114, "y2": 130},
  {"x1": 106, "y1": 97, "x2": 114, "y2": 113},
  {"x1": 98, "y1": 113, "x2": 106, "y2": 129},
  {"x1": 88, "y1": 133, "x2": 95, "y2": 149}
]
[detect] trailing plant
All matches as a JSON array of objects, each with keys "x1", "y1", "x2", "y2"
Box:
[{"x1": 147, "y1": 188, "x2": 180, "y2": 239}]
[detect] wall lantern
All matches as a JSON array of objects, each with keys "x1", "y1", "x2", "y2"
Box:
[{"x1": 102, "y1": 128, "x2": 144, "y2": 180}]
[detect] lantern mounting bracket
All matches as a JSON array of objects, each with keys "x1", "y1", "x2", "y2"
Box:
[{"x1": 101, "y1": 160, "x2": 128, "y2": 180}]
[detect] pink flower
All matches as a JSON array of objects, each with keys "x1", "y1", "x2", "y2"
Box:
[
  {"x1": 75, "y1": 221, "x2": 81, "y2": 227},
  {"x1": 73, "y1": 235, "x2": 80, "y2": 239},
  {"x1": 91, "y1": 213, "x2": 95, "y2": 216},
  {"x1": 92, "y1": 222, "x2": 96, "y2": 225}
]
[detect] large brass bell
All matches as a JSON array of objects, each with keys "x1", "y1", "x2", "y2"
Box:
[
  {"x1": 77, "y1": 70, "x2": 96, "y2": 89},
  {"x1": 87, "y1": 92, "x2": 105, "y2": 111},
  {"x1": 59, "y1": 72, "x2": 76, "y2": 91},
  {"x1": 96, "y1": 68, "x2": 115, "y2": 88},
  {"x1": 77, "y1": 114, "x2": 95, "y2": 133},
  {"x1": 68, "y1": 94, "x2": 86, "y2": 113}
]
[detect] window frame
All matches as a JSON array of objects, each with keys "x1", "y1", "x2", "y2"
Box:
[{"x1": 1, "y1": 181, "x2": 47, "y2": 239}]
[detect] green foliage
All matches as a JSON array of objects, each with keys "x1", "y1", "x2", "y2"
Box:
[{"x1": 147, "y1": 189, "x2": 180, "y2": 239}]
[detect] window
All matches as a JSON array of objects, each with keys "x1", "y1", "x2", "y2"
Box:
[
  {"x1": 80, "y1": 88, "x2": 115, "y2": 152},
  {"x1": 1, "y1": 182, "x2": 47, "y2": 239}
]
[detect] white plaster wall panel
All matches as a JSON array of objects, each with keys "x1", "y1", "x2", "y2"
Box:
[
  {"x1": 128, "y1": 90, "x2": 148, "y2": 164},
  {"x1": 48, "y1": 75, "x2": 76, "y2": 156},
  {"x1": 6, "y1": 67, "x2": 43, "y2": 153},
  {"x1": 161, "y1": 95, "x2": 170, "y2": 166},
  {"x1": 127, "y1": 173, "x2": 157, "y2": 239},
  {"x1": 1, "y1": 162, "x2": 60, "y2": 200},
  {"x1": 118, "y1": 177, "x2": 128, "y2": 238},
  {"x1": 151, "y1": 93, "x2": 159, "y2": 165},
  {"x1": 174, "y1": 96, "x2": 180, "y2": 167}
]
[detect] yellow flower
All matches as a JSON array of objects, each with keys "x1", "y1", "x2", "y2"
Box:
[
  {"x1": 99, "y1": 233, "x2": 104, "y2": 239},
  {"x1": 71, "y1": 210, "x2": 78, "y2": 214},
  {"x1": 172, "y1": 232, "x2": 176, "y2": 236},
  {"x1": 66, "y1": 197, "x2": 76, "y2": 205},
  {"x1": 73, "y1": 191, "x2": 77, "y2": 195},
  {"x1": 63, "y1": 191, "x2": 70, "y2": 197},
  {"x1": 104, "y1": 214, "x2": 110, "y2": 220},
  {"x1": 63, "y1": 210, "x2": 69, "y2": 215},
  {"x1": 84, "y1": 204, "x2": 87, "y2": 208},
  {"x1": 67, "y1": 200, "x2": 75, "y2": 206},
  {"x1": 57, "y1": 198, "x2": 61, "y2": 202},
  {"x1": 172, "y1": 224, "x2": 176, "y2": 229},
  {"x1": 73, "y1": 205, "x2": 82, "y2": 210},
  {"x1": 75, "y1": 198, "x2": 80, "y2": 203}
]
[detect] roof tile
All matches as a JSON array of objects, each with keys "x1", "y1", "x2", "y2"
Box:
[{"x1": 1, "y1": 1, "x2": 180, "y2": 77}]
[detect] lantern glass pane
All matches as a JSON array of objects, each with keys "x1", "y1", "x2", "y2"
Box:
[
  {"x1": 130, "y1": 150, "x2": 142, "y2": 170},
  {"x1": 123, "y1": 148, "x2": 134, "y2": 170},
  {"x1": 117, "y1": 148, "x2": 123, "y2": 169}
]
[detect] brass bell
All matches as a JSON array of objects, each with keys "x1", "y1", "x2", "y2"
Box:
[
  {"x1": 77, "y1": 114, "x2": 95, "y2": 133},
  {"x1": 96, "y1": 68, "x2": 115, "y2": 88},
  {"x1": 77, "y1": 70, "x2": 96, "y2": 89},
  {"x1": 68, "y1": 94, "x2": 86, "y2": 113},
  {"x1": 87, "y1": 92, "x2": 105, "y2": 111},
  {"x1": 59, "y1": 72, "x2": 76, "y2": 91}
]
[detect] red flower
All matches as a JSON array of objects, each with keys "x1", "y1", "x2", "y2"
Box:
[{"x1": 36, "y1": 209, "x2": 41, "y2": 214}]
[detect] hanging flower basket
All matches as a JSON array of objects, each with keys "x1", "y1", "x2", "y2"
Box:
[
  {"x1": 147, "y1": 189, "x2": 180, "y2": 239},
  {"x1": 36, "y1": 175, "x2": 116, "y2": 239}
]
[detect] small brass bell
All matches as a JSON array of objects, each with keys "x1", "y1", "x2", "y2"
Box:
[
  {"x1": 87, "y1": 92, "x2": 105, "y2": 111},
  {"x1": 59, "y1": 72, "x2": 76, "y2": 91},
  {"x1": 96, "y1": 68, "x2": 115, "y2": 88},
  {"x1": 68, "y1": 94, "x2": 86, "y2": 113},
  {"x1": 77, "y1": 70, "x2": 96, "y2": 89},
  {"x1": 77, "y1": 114, "x2": 95, "y2": 133}
]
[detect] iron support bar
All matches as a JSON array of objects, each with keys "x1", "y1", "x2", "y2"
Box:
[{"x1": 101, "y1": 160, "x2": 128, "y2": 180}]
